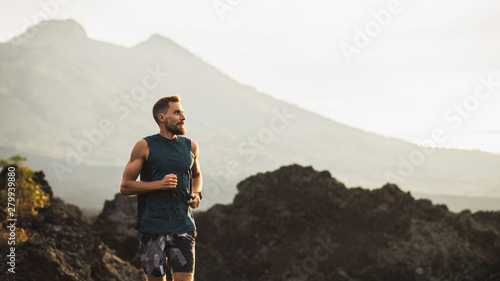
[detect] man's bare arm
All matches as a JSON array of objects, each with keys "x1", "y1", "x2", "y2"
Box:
[
  {"x1": 187, "y1": 140, "x2": 202, "y2": 208},
  {"x1": 191, "y1": 140, "x2": 202, "y2": 194},
  {"x1": 120, "y1": 139, "x2": 177, "y2": 196}
]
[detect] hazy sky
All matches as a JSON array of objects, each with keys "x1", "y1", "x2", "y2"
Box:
[{"x1": 2, "y1": 0, "x2": 500, "y2": 153}]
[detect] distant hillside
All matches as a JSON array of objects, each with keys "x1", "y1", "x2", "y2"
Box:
[
  {"x1": 94, "y1": 165, "x2": 500, "y2": 281},
  {"x1": 0, "y1": 19, "x2": 499, "y2": 211}
]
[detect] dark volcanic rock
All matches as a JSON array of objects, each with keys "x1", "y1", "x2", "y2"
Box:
[
  {"x1": 92, "y1": 164, "x2": 500, "y2": 281},
  {"x1": 194, "y1": 165, "x2": 500, "y2": 281},
  {"x1": 0, "y1": 166, "x2": 145, "y2": 281},
  {"x1": 92, "y1": 193, "x2": 140, "y2": 267}
]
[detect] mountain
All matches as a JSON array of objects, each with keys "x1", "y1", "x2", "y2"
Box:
[
  {"x1": 94, "y1": 165, "x2": 500, "y2": 280},
  {"x1": 0, "y1": 19, "x2": 499, "y2": 212},
  {"x1": 0, "y1": 165, "x2": 145, "y2": 281}
]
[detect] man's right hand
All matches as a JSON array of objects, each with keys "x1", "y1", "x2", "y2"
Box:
[{"x1": 158, "y1": 174, "x2": 177, "y2": 190}]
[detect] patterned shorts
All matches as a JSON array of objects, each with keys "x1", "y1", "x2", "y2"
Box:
[{"x1": 138, "y1": 231, "x2": 196, "y2": 277}]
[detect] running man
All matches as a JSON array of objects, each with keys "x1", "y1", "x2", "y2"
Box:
[{"x1": 120, "y1": 95, "x2": 202, "y2": 281}]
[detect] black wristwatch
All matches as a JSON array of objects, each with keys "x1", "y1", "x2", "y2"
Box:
[{"x1": 194, "y1": 191, "x2": 202, "y2": 200}]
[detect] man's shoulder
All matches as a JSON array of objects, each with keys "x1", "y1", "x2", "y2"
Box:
[{"x1": 143, "y1": 134, "x2": 160, "y2": 144}]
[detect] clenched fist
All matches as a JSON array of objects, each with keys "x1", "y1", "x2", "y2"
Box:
[
  {"x1": 187, "y1": 193, "x2": 200, "y2": 209},
  {"x1": 158, "y1": 174, "x2": 177, "y2": 190}
]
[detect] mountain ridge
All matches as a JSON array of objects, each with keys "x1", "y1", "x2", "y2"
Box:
[{"x1": 0, "y1": 19, "x2": 499, "y2": 211}]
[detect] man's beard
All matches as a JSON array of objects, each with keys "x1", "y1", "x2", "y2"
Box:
[{"x1": 165, "y1": 121, "x2": 186, "y2": 135}]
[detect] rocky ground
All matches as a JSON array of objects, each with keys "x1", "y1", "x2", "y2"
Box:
[
  {"x1": 4, "y1": 164, "x2": 500, "y2": 281},
  {"x1": 0, "y1": 166, "x2": 145, "y2": 281},
  {"x1": 92, "y1": 193, "x2": 140, "y2": 268},
  {"x1": 97, "y1": 164, "x2": 500, "y2": 280},
  {"x1": 192, "y1": 165, "x2": 500, "y2": 280}
]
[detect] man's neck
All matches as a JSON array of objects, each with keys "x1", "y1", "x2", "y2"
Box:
[{"x1": 158, "y1": 129, "x2": 176, "y2": 140}]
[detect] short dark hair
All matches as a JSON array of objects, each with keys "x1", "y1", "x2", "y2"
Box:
[{"x1": 152, "y1": 95, "x2": 180, "y2": 124}]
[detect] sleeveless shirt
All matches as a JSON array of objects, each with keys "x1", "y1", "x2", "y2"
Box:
[{"x1": 135, "y1": 134, "x2": 196, "y2": 234}]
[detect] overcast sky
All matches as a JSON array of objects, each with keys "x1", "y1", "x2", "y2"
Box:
[{"x1": 2, "y1": 0, "x2": 500, "y2": 153}]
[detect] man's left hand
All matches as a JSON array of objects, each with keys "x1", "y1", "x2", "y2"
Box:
[{"x1": 187, "y1": 193, "x2": 200, "y2": 209}]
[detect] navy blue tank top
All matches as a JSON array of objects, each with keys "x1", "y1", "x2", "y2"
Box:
[{"x1": 135, "y1": 134, "x2": 196, "y2": 234}]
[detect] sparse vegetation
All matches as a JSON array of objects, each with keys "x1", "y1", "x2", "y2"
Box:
[
  {"x1": 0, "y1": 156, "x2": 50, "y2": 244},
  {"x1": 0, "y1": 155, "x2": 27, "y2": 167}
]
